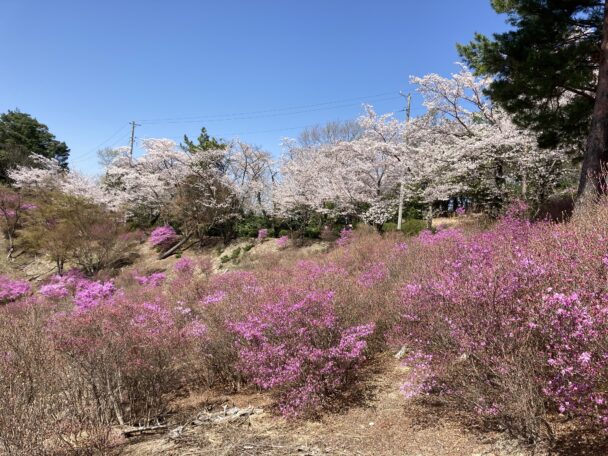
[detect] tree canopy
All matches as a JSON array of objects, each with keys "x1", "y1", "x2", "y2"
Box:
[
  {"x1": 457, "y1": 0, "x2": 603, "y2": 150},
  {"x1": 181, "y1": 127, "x2": 226, "y2": 152},
  {"x1": 0, "y1": 110, "x2": 70, "y2": 183}
]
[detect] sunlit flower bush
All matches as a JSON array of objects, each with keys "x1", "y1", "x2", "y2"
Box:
[
  {"x1": 276, "y1": 235, "x2": 289, "y2": 249},
  {"x1": 231, "y1": 289, "x2": 375, "y2": 417},
  {"x1": 0, "y1": 275, "x2": 30, "y2": 303},
  {"x1": 148, "y1": 225, "x2": 178, "y2": 249},
  {"x1": 393, "y1": 202, "x2": 608, "y2": 440},
  {"x1": 257, "y1": 228, "x2": 268, "y2": 240}
]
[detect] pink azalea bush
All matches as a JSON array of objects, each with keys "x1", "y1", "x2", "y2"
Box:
[
  {"x1": 335, "y1": 227, "x2": 353, "y2": 247},
  {"x1": 357, "y1": 262, "x2": 388, "y2": 288},
  {"x1": 73, "y1": 280, "x2": 116, "y2": 310},
  {"x1": 231, "y1": 289, "x2": 375, "y2": 417},
  {"x1": 148, "y1": 225, "x2": 178, "y2": 249},
  {"x1": 276, "y1": 235, "x2": 289, "y2": 249},
  {"x1": 134, "y1": 271, "x2": 166, "y2": 287},
  {"x1": 391, "y1": 202, "x2": 608, "y2": 440},
  {"x1": 174, "y1": 256, "x2": 194, "y2": 274},
  {"x1": 257, "y1": 228, "x2": 268, "y2": 240},
  {"x1": 416, "y1": 226, "x2": 464, "y2": 246},
  {"x1": 49, "y1": 283, "x2": 211, "y2": 424},
  {"x1": 0, "y1": 275, "x2": 30, "y2": 303}
]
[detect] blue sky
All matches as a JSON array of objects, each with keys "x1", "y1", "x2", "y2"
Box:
[{"x1": 1, "y1": 1, "x2": 508, "y2": 175}]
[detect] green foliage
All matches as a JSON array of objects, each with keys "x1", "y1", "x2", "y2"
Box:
[
  {"x1": 235, "y1": 215, "x2": 269, "y2": 238},
  {"x1": 243, "y1": 243, "x2": 254, "y2": 252},
  {"x1": 0, "y1": 110, "x2": 70, "y2": 183},
  {"x1": 219, "y1": 246, "x2": 242, "y2": 265},
  {"x1": 278, "y1": 229, "x2": 290, "y2": 237},
  {"x1": 97, "y1": 146, "x2": 121, "y2": 168},
  {"x1": 400, "y1": 219, "x2": 427, "y2": 237},
  {"x1": 181, "y1": 127, "x2": 227, "y2": 153},
  {"x1": 382, "y1": 222, "x2": 398, "y2": 232},
  {"x1": 458, "y1": 1, "x2": 602, "y2": 149},
  {"x1": 381, "y1": 219, "x2": 426, "y2": 236},
  {"x1": 304, "y1": 226, "x2": 321, "y2": 239}
]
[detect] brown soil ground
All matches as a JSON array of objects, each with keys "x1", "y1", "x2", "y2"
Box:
[{"x1": 117, "y1": 356, "x2": 533, "y2": 456}]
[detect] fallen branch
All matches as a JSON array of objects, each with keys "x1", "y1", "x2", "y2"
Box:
[
  {"x1": 158, "y1": 233, "x2": 193, "y2": 260},
  {"x1": 122, "y1": 424, "x2": 168, "y2": 438},
  {"x1": 27, "y1": 265, "x2": 57, "y2": 282}
]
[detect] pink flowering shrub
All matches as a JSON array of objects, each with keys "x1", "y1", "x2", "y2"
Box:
[
  {"x1": 39, "y1": 269, "x2": 96, "y2": 301},
  {"x1": 357, "y1": 262, "x2": 388, "y2": 288},
  {"x1": 73, "y1": 280, "x2": 116, "y2": 310},
  {"x1": 134, "y1": 271, "x2": 166, "y2": 287},
  {"x1": 335, "y1": 227, "x2": 353, "y2": 247},
  {"x1": 416, "y1": 226, "x2": 464, "y2": 246},
  {"x1": 148, "y1": 225, "x2": 178, "y2": 249},
  {"x1": 276, "y1": 235, "x2": 289, "y2": 249},
  {"x1": 257, "y1": 228, "x2": 268, "y2": 240},
  {"x1": 231, "y1": 289, "x2": 375, "y2": 417},
  {"x1": 174, "y1": 256, "x2": 195, "y2": 274},
  {"x1": 0, "y1": 188, "x2": 36, "y2": 254},
  {"x1": 39, "y1": 282, "x2": 70, "y2": 299},
  {"x1": 392, "y1": 202, "x2": 608, "y2": 441},
  {"x1": 0, "y1": 275, "x2": 30, "y2": 303},
  {"x1": 50, "y1": 285, "x2": 211, "y2": 424}
]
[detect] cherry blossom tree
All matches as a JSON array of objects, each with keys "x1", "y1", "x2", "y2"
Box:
[
  {"x1": 410, "y1": 64, "x2": 572, "y2": 215},
  {"x1": 225, "y1": 141, "x2": 277, "y2": 216},
  {"x1": 276, "y1": 107, "x2": 412, "y2": 227},
  {"x1": 9, "y1": 154, "x2": 121, "y2": 210}
]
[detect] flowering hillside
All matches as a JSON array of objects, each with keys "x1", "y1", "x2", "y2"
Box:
[{"x1": 2, "y1": 200, "x2": 608, "y2": 453}]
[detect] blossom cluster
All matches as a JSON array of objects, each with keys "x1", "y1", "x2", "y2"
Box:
[
  {"x1": 0, "y1": 275, "x2": 30, "y2": 303},
  {"x1": 148, "y1": 225, "x2": 178, "y2": 249}
]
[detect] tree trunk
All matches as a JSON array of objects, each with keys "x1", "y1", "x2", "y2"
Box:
[
  {"x1": 578, "y1": 0, "x2": 608, "y2": 197},
  {"x1": 158, "y1": 233, "x2": 193, "y2": 260},
  {"x1": 397, "y1": 179, "x2": 406, "y2": 230}
]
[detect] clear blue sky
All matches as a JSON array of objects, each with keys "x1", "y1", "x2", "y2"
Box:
[{"x1": 1, "y1": 0, "x2": 508, "y2": 175}]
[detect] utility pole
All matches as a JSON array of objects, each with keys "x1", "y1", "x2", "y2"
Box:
[
  {"x1": 397, "y1": 92, "x2": 411, "y2": 230},
  {"x1": 128, "y1": 121, "x2": 140, "y2": 166}
]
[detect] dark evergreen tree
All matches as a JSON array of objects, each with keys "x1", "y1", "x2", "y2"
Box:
[
  {"x1": 458, "y1": 0, "x2": 608, "y2": 195},
  {"x1": 0, "y1": 110, "x2": 70, "y2": 183},
  {"x1": 181, "y1": 127, "x2": 226, "y2": 152}
]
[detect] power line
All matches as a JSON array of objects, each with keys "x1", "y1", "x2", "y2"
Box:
[
  {"x1": 72, "y1": 91, "x2": 415, "y2": 165},
  {"x1": 86, "y1": 123, "x2": 129, "y2": 152},
  {"x1": 69, "y1": 123, "x2": 130, "y2": 165},
  {"x1": 107, "y1": 131, "x2": 132, "y2": 149},
  {"x1": 137, "y1": 92, "x2": 400, "y2": 125},
  {"x1": 70, "y1": 131, "x2": 132, "y2": 165},
  {"x1": 140, "y1": 104, "x2": 414, "y2": 143}
]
